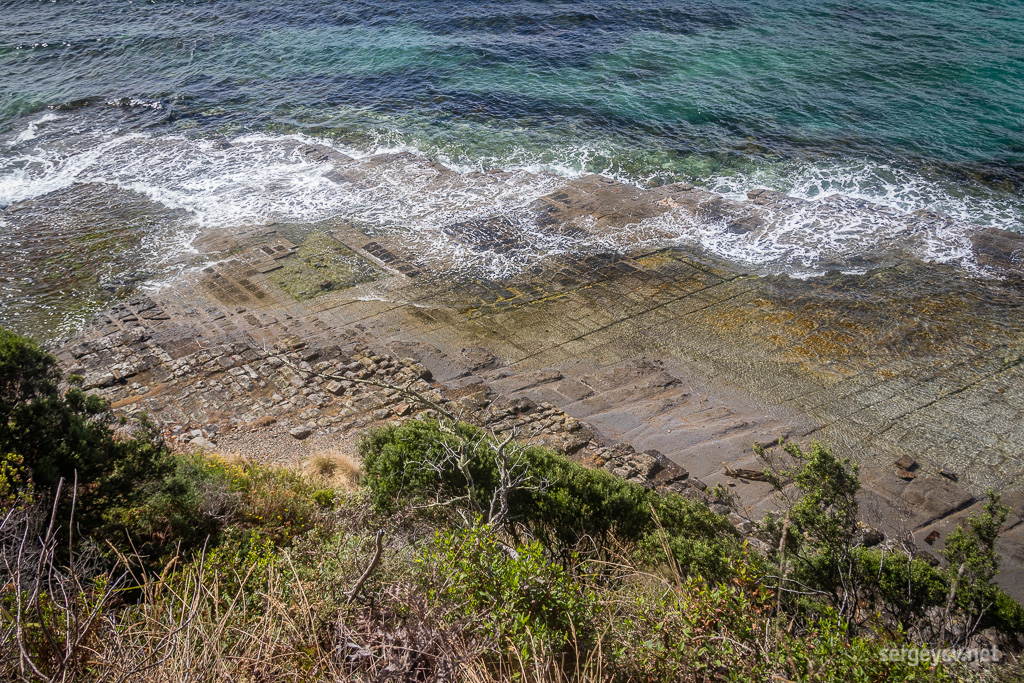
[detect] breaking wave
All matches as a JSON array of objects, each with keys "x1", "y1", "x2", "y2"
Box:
[{"x1": 0, "y1": 110, "x2": 1018, "y2": 282}]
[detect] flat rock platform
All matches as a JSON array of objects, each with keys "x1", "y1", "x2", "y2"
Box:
[{"x1": 52, "y1": 157, "x2": 1024, "y2": 597}]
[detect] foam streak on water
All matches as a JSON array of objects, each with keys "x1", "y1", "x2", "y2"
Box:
[
  {"x1": 0, "y1": 112, "x2": 1006, "y2": 283},
  {"x1": 626, "y1": 193, "x2": 977, "y2": 278},
  {"x1": 708, "y1": 161, "x2": 1023, "y2": 235}
]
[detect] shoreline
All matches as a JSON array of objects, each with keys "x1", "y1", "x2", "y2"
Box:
[{"x1": 51, "y1": 162, "x2": 1024, "y2": 599}]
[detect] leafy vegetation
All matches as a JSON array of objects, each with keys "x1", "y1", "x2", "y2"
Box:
[
  {"x1": 0, "y1": 328, "x2": 1021, "y2": 681},
  {"x1": 360, "y1": 418, "x2": 742, "y2": 579},
  {"x1": 754, "y1": 441, "x2": 1024, "y2": 641}
]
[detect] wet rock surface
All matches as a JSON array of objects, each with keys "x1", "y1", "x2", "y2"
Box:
[{"x1": 50, "y1": 171, "x2": 1024, "y2": 599}]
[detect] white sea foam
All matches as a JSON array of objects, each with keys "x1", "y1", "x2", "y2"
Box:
[
  {"x1": 7, "y1": 112, "x2": 61, "y2": 147},
  {"x1": 707, "y1": 160, "x2": 1022, "y2": 235},
  {"x1": 619, "y1": 193, "x2": 979, "y2": 278},
  {"x1": 0, "y1": 117, "x2": 1017, "y2": 280},
  {"x1": 105, "y1": 98, "x2": 164, "y2": 110},
  {"x1": 0, "y1": 135, "x2": 150, "y2": 207}
]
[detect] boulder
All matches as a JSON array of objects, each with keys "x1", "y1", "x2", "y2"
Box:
[{"x1": 289, "y1": 426, "x2": 313, "y2": 440}]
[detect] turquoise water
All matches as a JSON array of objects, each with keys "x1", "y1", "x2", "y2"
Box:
[
  {"x1": 3, "y1": 1, "x2": 1021, "y2": 181},
  {"x1": 1, "y1": 0, "x2": 1023, "y2": 336}
]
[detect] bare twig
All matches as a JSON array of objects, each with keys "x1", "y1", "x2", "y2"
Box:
[
  {"x1": 774, "y1": 509, "x2": 791, "y2": 647},
  {"x1": 346, "y1": 530, "x2": 384, "y2": 607}
]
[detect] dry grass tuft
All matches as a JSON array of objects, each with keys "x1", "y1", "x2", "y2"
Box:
[
  {"x1": 304, "y1": 446, "x2": 361, "y2": 490},
  {"x1": 246, "y1": 415, "x2": 278, "y2": 429},
  {"x1": 216, "y1": 450, "x2": 253, "y2": 467}
]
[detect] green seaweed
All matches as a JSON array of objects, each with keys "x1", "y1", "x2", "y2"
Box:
[{"x1": 268, "y1": 231, "x2": 382, "y2": 300}]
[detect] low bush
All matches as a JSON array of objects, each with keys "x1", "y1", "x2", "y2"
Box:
[
  {"x1": 107, "y1": 451, "x2": 325, "y2": 567},
  {"x1": 0, "y1": 328, "x2": 173, "y2": 555},
  {"x1": 756, "y1": 441, "x2": 1024, "y2": 642},
  {"x1": 417, "y1": 524, "x2": 601, "y2": 665},
  {"x1": 360, "y1": 418, "x2": 741, "y2": 580}
]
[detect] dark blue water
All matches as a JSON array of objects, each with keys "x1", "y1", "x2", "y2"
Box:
[
  {"x1": 1, "y1": 0, "x2": 1023, "y2": 336},
  {"x1": 3, "y1": 0, "x2": 1022, "y2": 180}
]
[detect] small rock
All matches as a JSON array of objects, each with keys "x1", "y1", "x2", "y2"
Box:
[
  {"x1": 289, "y1": 426, "x2": 313, "y2": 440},
  {"x1": 632, "y1": 453, "x2": 661, "y2": 478},
  {"x1": 896, "y1": 468, "x2": 916, "y2": 481},
  {"x1": 728, "y1": 514, "x2": 755, "y2": 535},
  {"x1": 190, "y1": 436, "x2": 217, "y2": 450},
  {"x1": 689, "y1": 478, "x2": 708, "y2": 492},
  {"x1": 924, "y1": 530, "x2": 940, "y2": 546},
  {"x1": 507, "y1": 397, "x2": 537, "y2": 413},
  {"x1": 894, "y1": 455, "x2": 917, "y2": 471},
  {"x1": 458, "y1": 390, "x2": 491, "y2": 411},
  {"x1": 639, "y1": 450, "x2": 666, "y2": 477},
  {"x1": 938, "y1": 468, "x2": 958, "y2": 482},
  {"x1": 83, "y1": 372, "x2": 115, "y2": 389},
  {"x1": 666, "y1": 467, "x2": 690, "y2": 482},
  {"x1": 325, "y1": 380, "x2": 345, "y2": 396},
  {"x1": 371, "y1": 408, "x2": 391, "y2": 421}
]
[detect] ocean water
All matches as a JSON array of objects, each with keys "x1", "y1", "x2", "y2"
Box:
[{"x1": 1, "y1": 0, "x2": 1022, "y2": 338}]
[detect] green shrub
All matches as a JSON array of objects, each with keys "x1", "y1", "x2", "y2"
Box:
[
  {"x1": 0, "y1": 328, "x2": 173, "y2": 543},
  {"x1": 360, "y1": 418, "x2": 741, "y2": 580},
  {"x1": 416, "y1": 523, "x2": 600, "y2": 659},
  {"x1": 202, "y1": 528, "x2": 278, "y2": 605},
  {"x1": 757, "y1": 441, "x2": 861, "y2": 610},
  {"x1": 0, "y1": 451, "x2": 34, "y2": 510},
  {"x1": 312, "y1": 488, "x2": 336, "y2": 507},
  {"x1": 757, "y1": 441, "x2": 1024, "y2": 642},
  {"x1": 0, "y1": 327, "x2": 59, "y2": 423},
  {"x1": 358, "y1": 417, "x2": 494, "y2": 512},
  {"x1": 594, "y1": 559, "x2": 951, "y2": 682},
  {"x1": 942, "y1": 493, "x2": 1022, "y2": 634},
  {"x1": 852, "y1": 548, "x2": 948, "y2": 627},
  {"x1": 109, "y1": 451, "x2": 323, "y2": 567}
]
